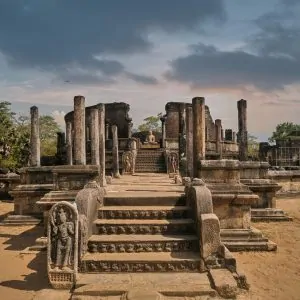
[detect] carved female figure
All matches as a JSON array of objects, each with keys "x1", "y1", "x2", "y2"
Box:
[{"x1": 51, "y1": 207, "x2": 74, "y2": 270}]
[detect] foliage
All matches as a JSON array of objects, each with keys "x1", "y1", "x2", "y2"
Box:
[
  {"x1": 248, "y1": 134, "x2": 259, "y2": 159},
  {"x1": 0, "y1": 101, "x2": 61, "y2": 171},
  {"x1": 268, "y1": 122, "x2": 300, "y2": 143},
  {"x1": 137, "y1": 113, "x2": 162, "y2": 132}
]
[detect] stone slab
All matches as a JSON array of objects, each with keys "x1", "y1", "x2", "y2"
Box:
[
  {"x1": 209, "y1": 269, "x2": 238, "y2": 299},
  {"x1": 75, "y1": 273, "x2": 216, "y2": 297}
]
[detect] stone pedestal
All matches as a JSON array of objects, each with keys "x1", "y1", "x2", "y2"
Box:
[
  {"x1": 240, "y1": 161, "x2": 292, "y2": 221},
  {"x1": 3, "y1": 167, "x2": 54, "y2": 225},
  {"x1": 197, "y1": 160, "x2": 277, "y2": 251}
]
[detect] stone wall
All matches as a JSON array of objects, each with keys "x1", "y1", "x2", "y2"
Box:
[{"x1": 268, "y1": 170, "x2": 300, "y2": 194}]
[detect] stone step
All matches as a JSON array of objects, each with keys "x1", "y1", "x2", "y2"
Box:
[
  {"x1": 80, "y1": 252, "x2": 201, "y2": 273},
  {"x1": 0, "y1": 214, "x2": 42, "y2": 226},
  {"x1": 94, "y1": 219, "x2": 195, "y2": 235},
  {"x1": 87, "y1": 234, "x2": 199, "y2": 253},
  {"x1": 104, "y1": 193, "x2": 186, "y2": 206},
  {"x1": 74, "y1": 273, "x2": 216, "y2": 298},
  {"x1": 98, "y1": 206, "x2": 192, "y2": 219},
  {"x1": 223, "y1": 241, "x2": 277, "y2": 252}
]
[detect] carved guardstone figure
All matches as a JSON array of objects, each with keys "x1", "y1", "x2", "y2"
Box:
[{"x1": 50, "y1": 207, "x2": 74, "y2": 271}]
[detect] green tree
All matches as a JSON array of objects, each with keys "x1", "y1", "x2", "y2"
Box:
[
  {"x1": 0, "y1": 101, "x2": 61, "y2": 170},
  {"x1": 268, "y1": 122, "x2": 300, "y2": 143},
  {"x1": 39, "y1": 115, "x2": 61, "y2": 156},
  {"x1": 137, "y1": 114, "x2": 162, "y2": 132},
  {"x1": 248, "y1": 134, "x2": 259, "y2": 159}
]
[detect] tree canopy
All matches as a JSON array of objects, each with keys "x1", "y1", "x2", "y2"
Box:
[
  {"x1": 0, "y1": 101, "x2": 61, "y2": 170},
  {"x1": 137, "y1": 114, "x2": 162, "y2": 132},
  {"x1": 268, "y1": 122, "x2": 300, "y2": 143}
]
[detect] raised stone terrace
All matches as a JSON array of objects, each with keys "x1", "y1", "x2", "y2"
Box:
[{"x1": 73, "y1": 173, "x2": 239, "y2": 299}]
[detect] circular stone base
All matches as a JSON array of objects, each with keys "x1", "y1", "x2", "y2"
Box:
[{"x1": 125, "y1": 289, "x2": 162, "y2": 300}]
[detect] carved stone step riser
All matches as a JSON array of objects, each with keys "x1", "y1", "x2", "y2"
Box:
[
  {"x1": 99, "y1": 210, "x2": 190, "y2": 219},
  {"x1": 80, "y1": 261, "x2": 200, "y2": 273},
  {"x1": 88, "y1": 241, "x2": 199, "y2": 253},
  {"x1": 96, "y1": 225, "x2": 195, "y2": 235}
]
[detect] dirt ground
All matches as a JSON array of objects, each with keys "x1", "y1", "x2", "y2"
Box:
[{"x1": 0, "y1": 198, "x2": 299, "y2": 300}]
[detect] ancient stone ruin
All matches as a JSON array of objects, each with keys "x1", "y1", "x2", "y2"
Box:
[{"x1": 1, "y1": 95, "x2": 294, "y2": 298}]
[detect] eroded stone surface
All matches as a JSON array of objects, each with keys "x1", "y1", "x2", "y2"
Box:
[{"x1": 209, "y1": 269, "x2": 238, "y2": 299}]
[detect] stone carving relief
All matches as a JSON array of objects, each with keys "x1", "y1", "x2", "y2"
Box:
[
  {"x1": 167, "y1": 152, "x2": 178, "y2": 174},
  {"x1": 80, "y1": 261, "x2": 199, "y2": 273},
  {"x1": 98, "y1": 224, "x2": 191, "y2": 235},
  {"x1": 88, "y1": 240, "x2": 196, "y2": 253},
  {"x1": 123, "y1": 151, "x2": 133, "y2": 174},
  {"x1": 47, "y1": 201, "x2": 78, "y2": 289}
]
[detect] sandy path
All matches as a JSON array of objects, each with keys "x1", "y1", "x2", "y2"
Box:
[
  {"x1": 0, "y1": 199, "x2": 300, "y2": 300},
  {"x1": 236, "y1": 198, "x2": 300, "y2": 300}
]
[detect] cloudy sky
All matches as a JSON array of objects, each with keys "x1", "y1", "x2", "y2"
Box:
[{"x1": 1, "y1": 0, "x2": 300, "y2": 141}]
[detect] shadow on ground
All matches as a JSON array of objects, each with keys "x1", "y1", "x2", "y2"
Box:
[
  {"x1": 0, "y1": 251, "x2": 51, "y2": 291},
  {"x1": 1, "y1": 225, "x2": 44, "y2": 251}
]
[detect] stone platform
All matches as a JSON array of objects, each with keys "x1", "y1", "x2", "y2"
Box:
[{"x1": 73, "y1": 273, "x2": 217, "y2": 299}]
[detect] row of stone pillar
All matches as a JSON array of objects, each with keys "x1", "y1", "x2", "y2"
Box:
[
  {"x1": 174, "y1": 97, "x2": 248, "y2": 178},
  {"x1": 29, "y1": 96, "x2": 108, "y2": 186}
]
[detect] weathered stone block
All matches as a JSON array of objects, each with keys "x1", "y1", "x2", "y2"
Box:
[
  {"x1": 201, "y1": 213, "x2": 221, "y2": 259},
  {"x1": 209, "y1": 268, "x2": 238, "y2": 299}
]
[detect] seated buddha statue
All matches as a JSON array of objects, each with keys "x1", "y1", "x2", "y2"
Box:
[{"x1": 145, "y1": 130, "x2": 157, "y2": 144}]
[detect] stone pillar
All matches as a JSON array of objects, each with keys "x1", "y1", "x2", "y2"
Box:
[
  {"x1": 238, "y1": 99, "x2": 248, "y2": 161},
  {"x1": 186, "y1": 105, "x2": 193, "y2": 178},
  {"x1": 30, "y1": 106, "x2": 40, "y2": 167},
  {"x1": 192, "y1": 97, "x2": 206, "y2": 178},
  {"x1": 105, "y1": 123, "x2": 109, "y2": 140},
  {"x1": 73, "y1": 96, "x2": 86, "y2": 165},
  {"x1": 233, "y1": 131, "x2": 237, "y2": 143},
  {"x1": 66, "y1": 121, "x2": 73, "y2": 165},
  {"x1": 56, "y1": 132, "x2": 65, "y2": 163},
  {"x1": 98, "y1": 104, "x2": 106, "y2": 186},
  {"x1": 90, "y1": 108, "x2": 100, "y2": 165},
  {"x1": 179, "y1": 104, "x2": 187, "y2": 176},
  {"x1": 128, "y1": 121, "x2": 133, "y2": 139},
  {"x1": 112, "y1": 125, "x2": 121, "y2": 178},
  {"x1": 215, "y1": 119, "x2": 222, "y2": 159},
  {"x1": 160, "y1": 116, "x2": 166, "y2": 148}
]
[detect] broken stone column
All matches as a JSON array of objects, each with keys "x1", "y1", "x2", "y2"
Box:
[
  {"x1": 105, "y1": 123, "x2": 109, "y2": 140},
  {"x1": 112, "y1": 124, "x2": 121, "y2": 178},
  {"x1": 30, "y1": 106, "x2": 40, "y2": 167},
  {"x1": 90, "y1": 108, "x2": 100, "y2": 165},
  {"x1": 186, "y1": 104, "x2": 193, "y2": 178},
  {"x1": 73, "y1": 96, "x2": 86, "y2": 165},
  {"x1": 98, "y1": 104, "x2": 106, "y2": 187},
  {"x1": 179, "y1": 104, "x2": 187, "y2": 176},
  {"x1": 160, "y1": 115, "x2": 166, "y2": 148},
  {"x1": 238, "y1": 99, "x2": 248, "y2": 161},
  {"x1": 233, "y1": 131, "x2": 237, "y2": 143},
  {"x1": 192, "y1": 97, "x2": 206, "y2": 178},
  {"x1": 66, "y1": 121, "x2": 73, "y2": 165},
  {"x1": 215, "y1": 119, "x2": 222, "y2": 159}
]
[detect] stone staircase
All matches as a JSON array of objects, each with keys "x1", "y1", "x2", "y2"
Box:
[
  {"x1": 135, "y1": 149, "x2": 167, "y2": 173},
  {"x1": 79, "y1": 192, "x2": 201, "y2": 273}
]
